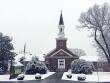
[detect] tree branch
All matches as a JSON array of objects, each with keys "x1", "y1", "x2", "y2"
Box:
[
  {"x1": 94, "y1": 28, "x2": 110, "y2": 62},
  {"x1": 100, "y1": 27, "x2": 110, "y2": 58}
]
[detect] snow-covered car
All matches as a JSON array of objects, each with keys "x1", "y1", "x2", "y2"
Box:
[
  {"x1": 17, "y1": 73, "x2": 25, "y2": 80},
  {"x1": 66, "y1": 73, "x2": 72, "y2": 79},
  {"x1": 77, "y1": 74, "x2": 86, "y2": 81},
  {"x1": 35, "y1": 73, "x2": 41, "y2": 80}
]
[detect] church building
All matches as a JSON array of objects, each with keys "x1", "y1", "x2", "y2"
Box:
[{"x1": 45, "y1": 12, "x2": 79, "y2": 72}]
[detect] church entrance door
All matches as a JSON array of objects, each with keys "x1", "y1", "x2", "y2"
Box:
[{"x1": 58, "y1": 59, "x2": 65, "y2": 69}]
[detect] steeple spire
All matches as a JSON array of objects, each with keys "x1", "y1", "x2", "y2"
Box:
[
  {"x1": 59, "y1": 11, "x2": 64, "y2": 25},
  {"x1": 58, "y1": 11, "x2": 65, "y2": 38}
]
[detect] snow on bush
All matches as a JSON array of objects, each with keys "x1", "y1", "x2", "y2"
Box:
[
  {"x1": 71, "y1": 59, "x2": 94, "y2": 74},
  {"x1": 26, "y1": 56, "x2": 48, "y2": 74},
  {"x1": 77, "y1": 74, "x2": 86, "y2": 81},
  {"x1": 17, "y1": 73, "x2": 25, "y2": 80},
  {"x1": 35, "y1": 73, "x2": 41, "y2": 80},
  {"x1": 66, "y1": 73, "x2": 72, "y2": 79}
]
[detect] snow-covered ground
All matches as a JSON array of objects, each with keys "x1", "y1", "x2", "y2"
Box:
[
  {"x1": 62, "y1": 72, "x2": 110, "y2": 82},
  {"x1": 0, "y1": 72, "x2": 55, "y2": 81}
]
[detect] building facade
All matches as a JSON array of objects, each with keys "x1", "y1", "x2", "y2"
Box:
[{"x1": 45, "y1": 12, "x2": 79, "y2": 72}]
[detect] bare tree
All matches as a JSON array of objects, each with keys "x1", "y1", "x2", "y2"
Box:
[{"x1": 78, "y1": 3, "x2": 110, "y2": 62}]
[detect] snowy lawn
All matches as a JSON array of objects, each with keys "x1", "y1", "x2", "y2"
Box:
[
  {"x1": 0, "y1": 72, "x2": 55, "y2": 81},
  {"x1": 62, "y1": 72, "x2": 110, "y2": 82}
]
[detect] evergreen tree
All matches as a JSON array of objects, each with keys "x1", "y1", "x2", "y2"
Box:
[{"x1": 0, "y1": 33, "x2": 15, "y2": 74}]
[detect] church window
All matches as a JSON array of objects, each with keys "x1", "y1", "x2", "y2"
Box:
[{"x1": 60, "y1": 28, "x2": 63, "y2": 33}]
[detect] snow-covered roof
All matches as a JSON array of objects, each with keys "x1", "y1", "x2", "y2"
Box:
[
  {"x1": 12, "y1": 61, "x2": 24, "y2": 66},
  {"x1": 15, "y1": 53, "x2": 45, "y2": 62},
  {"x1": 80, "y1": 55, "x2": 99, "y2": 62},
  {"x1": 15, "y1": 53, "x2": 33, "y2": 62}
]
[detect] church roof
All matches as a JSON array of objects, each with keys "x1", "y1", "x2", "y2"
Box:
[
  {"x1": 12, "y1": 61, "x2": 24, "y2": 66},
  {"x1": 59, "y1": 12, "x2": 64, "y2": 25},
  {"x1": 80, "y1": 56, "x2": 99, "y2": 62},
  {"x1": 80, "y1": 55, "x2": 107, "y2": 62},
  {"x1": 50, "y1": 49, "x2": 73, "y2": 57},
  {"x1": 45, "y1": 48, "x2": 79, "y2": 58},
  {"x1": 15, "y1": 53, "x2": 33, "y2": 62}
]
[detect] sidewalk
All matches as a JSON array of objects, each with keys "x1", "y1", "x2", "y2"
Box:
[{"x1": 45, "y1": 72, "x2": 64, "y2": 79}]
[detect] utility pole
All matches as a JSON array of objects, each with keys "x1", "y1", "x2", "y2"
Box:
[
  {"x1": 23, "y1": 43, "x2": 26, "y2": 74},
  {"x1": 9, "y1": 57, "x2": 13, "y2": 79},
  {"x1": 9, "y1": 37, "x2": 13, "y2": 79}
]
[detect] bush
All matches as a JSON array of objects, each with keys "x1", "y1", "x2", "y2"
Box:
[
  {"x1": 35, "y1": 73, "x2": 41, "y2": 80},
  {"x1": 0, "y1": 63, "x2": 8, "y2": 74},
  {"x1": 77, "y1": 74, "x2": 86, "y2": 81},
  {"x1": 26, "y1": 60, "x2": 48, "y2": 74},
  {"x1": 71, "y1": 59, "x2": 94, "y2": 74},
  {"x1": 17, "y1": 74, "x2": 25, "y2": 80},
  {"x1": 66, "y1": 73, "x2": 72, "y2": 79}
]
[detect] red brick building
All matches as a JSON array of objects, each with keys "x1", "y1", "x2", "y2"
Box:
[
  {"x1": 80, "y1": 55, "x2": 110, "y2": 72},
  {"x1": 45, "y1": 12, "x2": 79, "y2": 72}
]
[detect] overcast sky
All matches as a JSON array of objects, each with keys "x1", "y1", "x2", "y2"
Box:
[{"x1": 0, "y1": 0, "x2": 110, "y2": 57}]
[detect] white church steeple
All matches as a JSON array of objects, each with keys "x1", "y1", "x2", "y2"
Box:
[{"x1": 58, "y1": 11, "x2": 65, "y2": 38}]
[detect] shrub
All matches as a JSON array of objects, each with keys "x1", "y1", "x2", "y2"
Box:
[
  {"x1": 71, "y1": 59, "x2": 94, "y2": 74},
  {"x1": 77, "y1": 74, "x2": 86, "y2": 81},
  {"x1": 35, "y1": 73, "x2": 41, "y2": 80},
  {"x1": 26, "y1": 60, "x2": 48, "y2": 74},
  {"x1": 66, "y1": 73, "x2": 72, "y2": 79},
  {"x1": 0, "y1": 63, "x2": 8, "y2": 74},
  {"x1": 17, "y1": 74, "x2": 25, "y2": 80}
]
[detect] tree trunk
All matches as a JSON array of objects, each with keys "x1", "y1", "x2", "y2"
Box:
[
  {"x1": 99, "y1": 27, "x2": 110, "y2": 62},
  {"x1": 94, "y1": 28, "x2": 110, "y2": 62}
]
